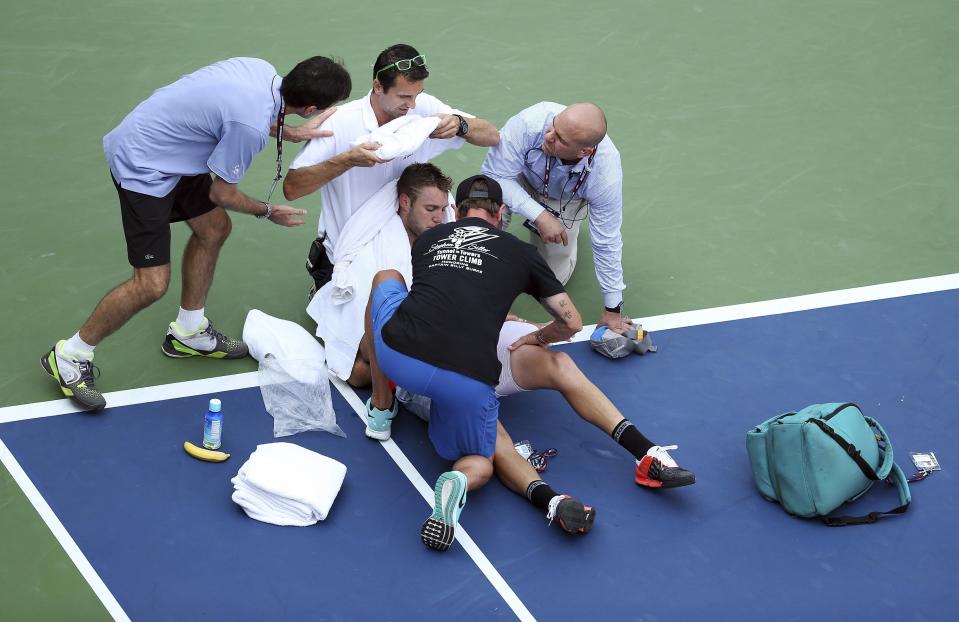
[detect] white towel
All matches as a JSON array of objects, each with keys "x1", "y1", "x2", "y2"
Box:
[
  {"x1": 326, "y1": 179, "x2": 406, "y2": 305},
  {"x1": 352, "y1": 115, "x2": 441, "y2": 161},
  {"x1": 231, "y1": 443, "x2": 347, "y2": 526},
  {"x1": 242, "y1": 309, "x2": 327, "y2": 384},
  {"x1": 307, "y1": 177, "x2": 456, "y2": 381},
  {"x1": 231, "y1": 486, "x2": 317, "y2": 527},
  {"x1": 308, "y1": 214, "x2": 412, "y2": 380}
]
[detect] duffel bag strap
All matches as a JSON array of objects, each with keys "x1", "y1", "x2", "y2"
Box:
[
  {"x1": 808, "y1": 417, "x2": 881, "y2": 481},
  {"x1": 821, "y1": 463, "x2": 911, "y2": 527},
  {"x1": 862, "y1": 416, "x2": 895, "y2": 480}
]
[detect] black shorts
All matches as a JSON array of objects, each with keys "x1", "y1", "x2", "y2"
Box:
[
  {"x1": 306, "y1": 235, "x2": 335, "y2": 291},
  {"x1": 113, "y1": 173, "x2": 217, "y2": 267}
]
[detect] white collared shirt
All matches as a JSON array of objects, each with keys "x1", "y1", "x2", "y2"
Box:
[
  {"x1": 289, "y1": 90, "x2": 467, "y2": 252},
  {"x1": 481, "y1": 101, "x2": 625, "y2": 307}
]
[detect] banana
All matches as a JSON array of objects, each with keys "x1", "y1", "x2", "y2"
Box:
[{"x1": 183, "y1": 441, "x2": 230, "y2": 462}]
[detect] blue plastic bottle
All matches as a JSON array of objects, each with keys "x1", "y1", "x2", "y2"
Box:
[{"x1": 203, "y1": 398, "x2": 223, "y2": 450}]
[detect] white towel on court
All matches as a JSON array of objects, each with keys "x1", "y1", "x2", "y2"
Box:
[
  {"x1": 231, "y1": 442, "x2": 347, "y2": 526},
  {"x1": 351, "y1": 114, "x2": 441, "y2": 161}
]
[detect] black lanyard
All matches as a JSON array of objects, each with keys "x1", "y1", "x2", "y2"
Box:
[
  {"x1": 266, "y1": 101, "x2": 285, "y2": 202},
  {"x1": 542, "y1": 147, "x2": 596, "y2": 201}
]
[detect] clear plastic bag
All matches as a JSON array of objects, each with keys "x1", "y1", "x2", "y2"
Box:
[{"x1": 258, "y1": 354, "x2": 345, "y2": 438}]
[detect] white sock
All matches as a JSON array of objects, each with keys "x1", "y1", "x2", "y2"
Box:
[
  {"x1": 176, "y1": 307, "x2": 205, "y2": 334},
  {"x1": 63, "y1": 333, "x2": 95, "y2": 362}
]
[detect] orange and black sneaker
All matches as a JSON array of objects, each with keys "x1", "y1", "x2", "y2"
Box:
[
  {"x1": 635, "y1": 445, "x2": 696, "y2": 488},
  {"x1": 546, "y1": 495, "x2": 595, "y2": 535},
  {"x1": 40, "y1": 341, "x2": 106, "y2": 411}
]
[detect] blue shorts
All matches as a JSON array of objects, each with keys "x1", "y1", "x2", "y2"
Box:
[{"x1": 371, "y1": 279, "x2": 499, "y2": 461}]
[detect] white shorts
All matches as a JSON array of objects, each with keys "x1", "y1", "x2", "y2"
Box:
[{"x1": 495, "y1": 321, "x2": 538, "y2": 397}]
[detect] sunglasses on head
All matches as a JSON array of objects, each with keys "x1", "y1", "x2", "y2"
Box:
[{"x1": 375, "y1": 54, "x2": 426, "y2": 78}]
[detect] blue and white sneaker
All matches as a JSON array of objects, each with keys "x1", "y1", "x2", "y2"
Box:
[
  {"x1": 421, "y1": 471, "x2": 468, "y2": 552},
  {"x1": 365, "y1": 397, "x2": 399, "y2": 440}
]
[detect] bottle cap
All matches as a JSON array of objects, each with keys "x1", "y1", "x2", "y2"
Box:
[{"x1": 208, "y1": 398, "x2": 222, "y2": 413}]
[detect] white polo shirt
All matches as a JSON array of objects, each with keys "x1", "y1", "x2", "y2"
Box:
[{"x1": 289, "y1": 91, "x2": 468, "y2": 253}]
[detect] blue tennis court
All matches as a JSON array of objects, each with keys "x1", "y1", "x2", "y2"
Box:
[{"x1": 1, "y1": 283, "x2": 956, "y2": 621}]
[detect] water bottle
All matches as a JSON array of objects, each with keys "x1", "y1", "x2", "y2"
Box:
[{"x1": 203, "y1": 398, "x2": 223, "y2": 449}]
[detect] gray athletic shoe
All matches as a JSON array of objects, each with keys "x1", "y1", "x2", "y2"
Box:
[
  {"x1": 161, "y1": 318, "x2": 248, "y2": 359},
  {"x1": 40, "y1": 341, "x2": 106, "y2": 411},
  {"x1": 546, "y1": 495, "x2": 595, "y2": 535}
]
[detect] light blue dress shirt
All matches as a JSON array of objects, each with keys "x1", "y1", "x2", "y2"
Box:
[
  {"x1": 104, "y1": 57, "x2": 281, "y2": 197},
  {"x1": 482, "y1": 102, "x2": 626, "y2": 307}
]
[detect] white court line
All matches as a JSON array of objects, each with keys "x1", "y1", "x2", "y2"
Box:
[
  {"x1": 329, "y1": 377, "x2": 536, "y2": 622},
  {"x1": 2, "y1": 271, "x2": 957, "y2": 621},
  {"x1": 0, "y1": 372, "x2": 260, "y2": 424},
  {"x1": 0, "y1": 438, "x2": 132, "y2": 622},
  {"x1": 5, "y1": 272, "x2": 956, "y2": 425},
  {"x1": 634, "y1": 272, "x2": 959, "y2": 332}
]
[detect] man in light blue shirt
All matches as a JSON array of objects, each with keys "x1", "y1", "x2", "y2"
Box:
[
  {"x1": 481, "y1": 102, "x2": 629, "y2": 333},
  {"x1": 41, "y1": 56, "x2": 352, "y2": 411}
]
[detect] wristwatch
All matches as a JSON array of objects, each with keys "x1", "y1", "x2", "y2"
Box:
[
  {"x1": 453, "y1": 113, "x2": 469, "y2": 137},
  {"x1": 256, "y1": 202, "x2": 273, "y2": 220},
  {"x1": 604, "y1": 302, "x2": 623, "y2": 314}
]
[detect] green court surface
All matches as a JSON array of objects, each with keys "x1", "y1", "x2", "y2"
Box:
[{"x1": 1, "y1": 1, "x2": 957, "y2": 619}]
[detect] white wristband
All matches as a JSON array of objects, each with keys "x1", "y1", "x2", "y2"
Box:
[{"x1": 256, "y1": 202, "x2": 273, "y2": 220}]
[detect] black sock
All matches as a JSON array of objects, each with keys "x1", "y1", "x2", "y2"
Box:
[
  {"x1": 611, "y1": 418, "x2": 655, "y2": 460},
  {"x1": 526, "y1": 480, "x2": 559, "y2": 510}
]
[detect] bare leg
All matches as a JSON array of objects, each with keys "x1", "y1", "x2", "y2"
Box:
[
  {"x1": 347, "y1": 340, "x2": 372, "y2": 388},
  {"x1": 451, "y1": 455, "x2": 494, "y2": 492},
  {"x1": 180, "y1": 207, "x2": 231, "y2": 310},
  {"x1": 491, "y1": 417, "x2": 595, "y2": 533},
  {"x1": 491, "y1": 421, "x2": 541, "y2": 495},
  {"x1": 364, "y1": 269, "x2": 405, "y2": 410},
  {"x1": 77, "y1": 265, "x2": 171, "y2": 344},
  {"x1": 510, "y1": 346, "x2": 623, "y2": 435}
]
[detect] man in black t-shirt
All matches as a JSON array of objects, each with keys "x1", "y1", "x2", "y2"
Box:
[{"x1": 364, "y1": 175, "x2": 588, "y2": 552}]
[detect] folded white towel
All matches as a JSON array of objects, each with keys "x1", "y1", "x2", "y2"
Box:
[
  {"x1": 230, "y1": 443, "x2": 347, "y2": 526},
  {"x1": 352, "y1": 115, "x2": 441, "y2": 161},
  {"x1": 231, "y1": 486, "x2": 317, "y2": 527}
]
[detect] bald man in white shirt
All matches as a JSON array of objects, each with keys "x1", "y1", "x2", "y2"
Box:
[{"x1": 482, "y1": 102, "x2": 629, "y2": 333}]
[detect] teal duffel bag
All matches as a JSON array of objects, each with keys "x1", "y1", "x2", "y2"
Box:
[{"x1": 747, "y1": 402, "x2": 911, "y2": 526}]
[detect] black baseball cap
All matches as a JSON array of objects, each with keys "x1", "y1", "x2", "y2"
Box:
[{"x1": 455, "y1": 174, "x2": 504, "y2": 206}]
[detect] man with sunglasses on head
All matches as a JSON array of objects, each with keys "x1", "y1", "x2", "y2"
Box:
[
  {"x1": 481, "y1": 102, "x2": 629, "y2": 334},
  {"x1": 283, "y1": 43, "x2": 499, "y2": 295},
  {"x1": 40, "y1": 56, "x2": 352, "y2": 411}
]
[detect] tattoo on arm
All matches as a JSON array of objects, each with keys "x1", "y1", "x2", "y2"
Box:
[{"x1": 538, "y1": 297, "x2": 562, "y2": 321}]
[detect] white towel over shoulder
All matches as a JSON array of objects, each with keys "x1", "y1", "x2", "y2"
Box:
[
  {"x1": 308, "y1": 213, "x2": 412, "y2": 381},
  {"x1": 326, "y1": 179, "x2": 407, "y2": 305},
  {"x1": 306, "y1": 178, "x2": 455, "y2": 381}
]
